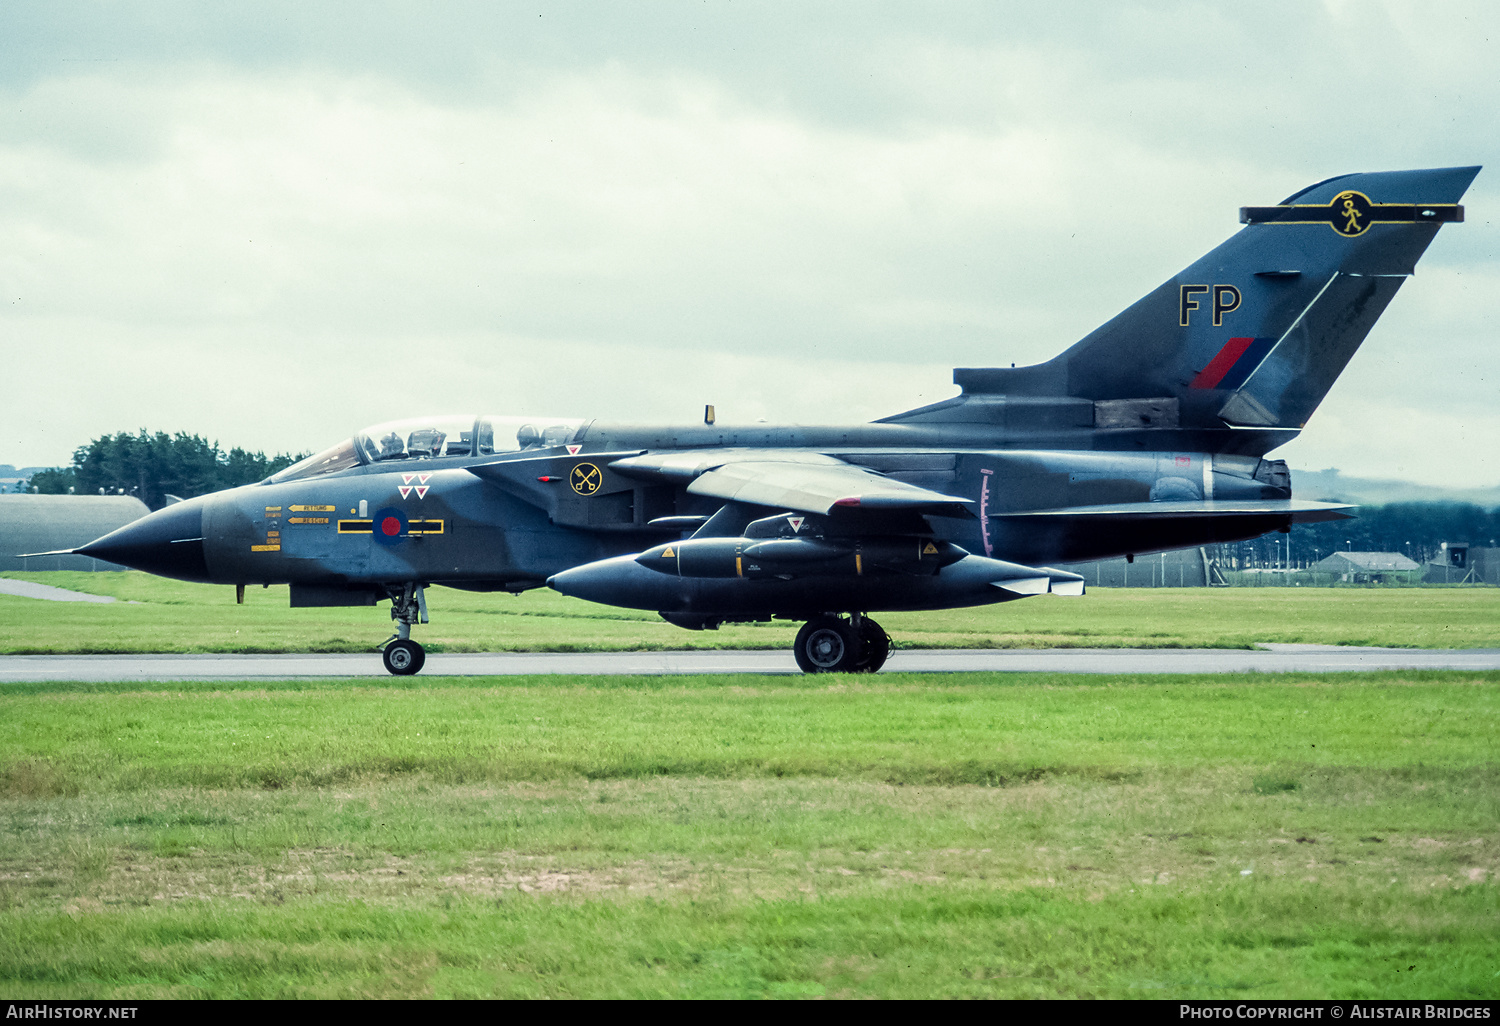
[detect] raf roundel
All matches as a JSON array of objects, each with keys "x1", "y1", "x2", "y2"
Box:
[{"x1": 371, "y1": 507, "x2": 408, "y2": 546}]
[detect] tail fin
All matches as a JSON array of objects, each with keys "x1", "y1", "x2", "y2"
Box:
[{"x1": 948, "y1": 166, "x2": 1479, "y2": 432}]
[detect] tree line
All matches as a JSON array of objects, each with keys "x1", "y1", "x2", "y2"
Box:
[{"x1": 27, "y1": 431, "x2": 307, "y2": 511}]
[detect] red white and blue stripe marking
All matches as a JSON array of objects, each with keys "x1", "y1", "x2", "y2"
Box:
[{"x1": 1190, "y1": 337, "x2": 1277, "y2": 390}]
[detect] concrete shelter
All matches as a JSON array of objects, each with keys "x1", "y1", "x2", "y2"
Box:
[{"x1": 0, "y1": 495, "x2": 150, "y2": 570}]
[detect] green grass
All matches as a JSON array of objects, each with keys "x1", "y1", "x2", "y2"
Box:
[
  {"x1": 4, "y1": 571, "x2": 1499, "y2": 654},
  {"x1": 1, "y1": 671, "x2": 1496, "y2": 998}
]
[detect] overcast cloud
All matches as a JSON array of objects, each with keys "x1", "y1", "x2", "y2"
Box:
[{"x1": 1, "y1": 1, "x2": 1496, "y2": 486}]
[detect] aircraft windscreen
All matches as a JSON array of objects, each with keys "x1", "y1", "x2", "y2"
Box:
[{"x1": 262, "y1": 438, "x2": 363, "y2": 485}]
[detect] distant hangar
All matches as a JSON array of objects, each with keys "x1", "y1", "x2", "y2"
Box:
[{"x1": 0, "y1": 495, "x2": 150, "y2": 571}]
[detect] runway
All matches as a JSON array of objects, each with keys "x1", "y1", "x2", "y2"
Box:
[
  {"x1": 0, "y1": 578, "x2": 119, "y2": 603},
  {"x1": 2, "y1": 644, "x2": 1499, "y2": 682}
]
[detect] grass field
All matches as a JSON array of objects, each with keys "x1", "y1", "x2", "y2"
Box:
[
  {"x1": 1, "y1": 670, "x2": 1496, "y2": 998},
  {"x1": 3, "y1": 571, "x2": 1499, "y2": 654}
]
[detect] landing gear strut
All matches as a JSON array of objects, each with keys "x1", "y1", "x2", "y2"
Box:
[
  {"x1": 380, "y1": 583, "x2": 429, "y2": 676},
  {"x1": 793, "y1": 613, "x2": 890, "y2": 674}
]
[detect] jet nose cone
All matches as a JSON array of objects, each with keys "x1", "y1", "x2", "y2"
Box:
[{"x1": 77, "y1": 499, "x2": 211, "y2": 582}]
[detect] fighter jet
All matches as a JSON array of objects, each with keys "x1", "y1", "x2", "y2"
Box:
[{"x1": 48, "y1": 166, "x2": 1477, "y2": 674}]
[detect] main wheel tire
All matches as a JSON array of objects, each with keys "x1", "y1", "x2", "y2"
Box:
[
  {"x1": 383, "y1": 639, "x2": 425, "y2": 675},
  {"x1": 854, "y1": 619, "x2": 890, "y2": 673},
  {"x1": 794, "y1": 616, "x2": 861, "y2": 673}
]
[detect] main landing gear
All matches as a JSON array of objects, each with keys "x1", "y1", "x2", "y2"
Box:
[
  {"x1": 793, "y1": 613, "x2": 891, "y2": 674},
  {"x1": 380, "y1": 583, "x2": 429, "y2": 675}
]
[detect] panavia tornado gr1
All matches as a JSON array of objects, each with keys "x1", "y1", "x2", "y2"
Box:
[{"x1": 49, "y1": 166, "x2": 1477, "y2": 674}]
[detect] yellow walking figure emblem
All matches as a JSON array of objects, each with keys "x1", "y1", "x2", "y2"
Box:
[
  {"x1": 1341, "y1": 196, "x2": 1362, "y2": 233},
  {"x1": 1332, "y1": 190, "x2": 1373, "y2": 236}
]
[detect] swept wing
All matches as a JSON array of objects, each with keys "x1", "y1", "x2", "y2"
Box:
[
  {"x1": 609, "y1": 450, "x2": 974, "y2": 518},
  {"x1": 1002, "y1": 499, "x2": 1352, "y2": 523}
]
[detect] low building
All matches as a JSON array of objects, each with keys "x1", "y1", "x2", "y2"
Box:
[
  {"x1": 1310, "y1": 551, "x2": 1421, "y2": 584},
  {"x1": 1422, "y1": 544, "x2": 1498, "y2": 585},
  {"x1": 0, "y1": 495, "x2": 150, "y2": 571}
]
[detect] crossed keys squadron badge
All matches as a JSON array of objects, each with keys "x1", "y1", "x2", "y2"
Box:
[{"x1": 569, "y1": 462, "x2": 603, "y2": 495}]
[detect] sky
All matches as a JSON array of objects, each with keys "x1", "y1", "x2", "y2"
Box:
[{"x1": 1, "y1": 1, "x2": 1496, "y2": 486}]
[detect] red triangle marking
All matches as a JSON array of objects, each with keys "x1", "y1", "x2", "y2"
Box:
[
  {"x1": 418, "y1": 473, "x2": 432, "y2": 484},
  {"x1": 566, "y1": 445, "x2": 582, "y2": 456},
  {"x1": 402, "y1": 474, "x2": 416, "y2": 485},
  {"x1": 414, "y1": 486, "x2": 429, "y2": 499},
  {"x1": 398, "y1": 486, "x2": 412, "y2": 499}
]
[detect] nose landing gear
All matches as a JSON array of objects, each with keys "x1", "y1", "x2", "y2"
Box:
[
  {"x1": 793, "y1": 613, "x2": 891, "y2": 674},
  {"x1": 380, "y1": 583, "x2": 429, "y2": 675}
]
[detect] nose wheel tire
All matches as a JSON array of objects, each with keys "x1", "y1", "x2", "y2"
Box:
[{"x1": 383, "y1": 639, "x2": 426, "y2": 676}]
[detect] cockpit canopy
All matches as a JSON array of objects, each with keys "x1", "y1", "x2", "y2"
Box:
[{"x1": 264, "y1": 414, "x2": 586, "y2": 485}]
